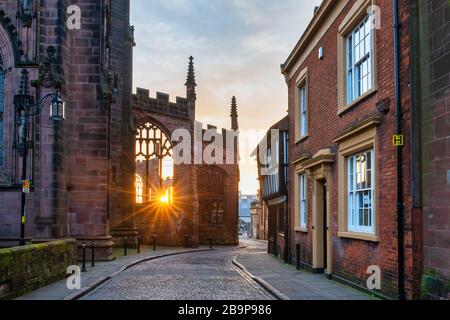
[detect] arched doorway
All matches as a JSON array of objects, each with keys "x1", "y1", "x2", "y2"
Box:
[{"x1": 135, "y1": 120, "x2": 174, "y2": 205}]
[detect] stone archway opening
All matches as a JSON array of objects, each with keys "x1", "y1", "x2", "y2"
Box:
[{"x1": 135, "y1": 121, "x2": 174, "y2": 206}]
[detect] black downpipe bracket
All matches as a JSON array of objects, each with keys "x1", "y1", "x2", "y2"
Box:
[{"x1": 393, "y1": 0, "x2": 406, "y2": 301}]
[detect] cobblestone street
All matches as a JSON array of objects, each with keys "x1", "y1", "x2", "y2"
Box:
[
  {"x1": 77, "y1": 239, "x2": 370, "y2": 300},
  {"x1": 81, "y1": 242, "x2": 273, "y2": 300}
]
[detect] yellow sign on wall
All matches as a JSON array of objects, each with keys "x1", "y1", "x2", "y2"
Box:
[
  {"x1": 393, "y1": 135, "x2": 404, "y2": 147},
  {"x1": 23, "y1": 180, "x2": 30, "y2": 194}
]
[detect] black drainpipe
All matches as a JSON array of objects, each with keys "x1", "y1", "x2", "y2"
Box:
[{"x1": 394, "y1": 0, "x2": 406, "y2": 301}]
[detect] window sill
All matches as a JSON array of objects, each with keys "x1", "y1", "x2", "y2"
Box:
[
  {"x1": 295, "y1": 135, "x2": 309, "y2": 145},
  {"x1": 338, "y1": 231, "x2": 379, "y2": 242},
  {"x1": 338, "y1": 88, "x2": 377, "y2": 116},
  {"x1": 295, "y1": 227, "x2": 308, "y2": 233}
]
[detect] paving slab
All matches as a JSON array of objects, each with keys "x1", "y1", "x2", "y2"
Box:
[{"x1": 238, "y1": 239, "x2": 377, "y2": 300}]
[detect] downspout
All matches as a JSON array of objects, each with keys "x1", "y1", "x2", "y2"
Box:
[
  {"x1": 283, "y1": 131, "x2": 289, "y2": 264},
  {"x1": 394, "y1": 0, "x2": 406, "y2": 301}
]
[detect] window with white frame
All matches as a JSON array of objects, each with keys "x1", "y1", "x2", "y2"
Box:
[
  {"x1": 348, "y1": 149, "x2": 374, "y2": 234},
  {"x1": 299, "y1": 174, "x2": 307, "y2": 229},
  {"x1": 299, "y1": 84, "x2": 308, "y2": 137},
  {"x1": 346, "y1": 15, "x2": 373, "y2": 104}
]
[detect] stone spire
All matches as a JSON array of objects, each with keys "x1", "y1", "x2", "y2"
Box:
[
  {"x1": 230, "y1": 96, "x2": 239, "y2": 130},
  {"x1": 185, "y1": 56, "x2": 197, "y2": 87},
  {"x1": 185, "y1": 56, "x2": 197, "y2": 104}
]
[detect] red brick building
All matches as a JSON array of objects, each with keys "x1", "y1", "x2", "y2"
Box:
[
  {"x1": 0, "y1": 1, "x2": 239, "y2": 259},
  {"x1": 281, "y1": 0, "x2": 449, "y2": 299}
]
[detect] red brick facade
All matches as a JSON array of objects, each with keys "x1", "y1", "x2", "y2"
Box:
[{"x1": 282, "y1": 0, "x2": 423, "y2": 299}]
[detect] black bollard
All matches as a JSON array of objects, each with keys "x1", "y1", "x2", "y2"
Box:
[
  {"x1": 137, "y1": 235, "x2": 141, "y2": 254},
  {"x1": 91, "y1": 241, "x2": 95, "y2": 267},
  {"x1": 296, "y1": 244, "x2": 301, "y2": 270},
  {"x1": 184, "y1": 234, "x2": 189, "y2": 247},
  {"x1": 268, "y1": 237, "x2": 274, "y2": 255},
  {"x1": 123, "y1": 236, "x2": 128, "y2": 256},
  {"x1": 152, "y1": 235, "x2": 157, "y2": 251},
  {"x1": 209, "y1": 236, "x2": 213, "y2": 249},
  {"x1": 81, "y1": 242, "x2": 86, "y2": 272}
]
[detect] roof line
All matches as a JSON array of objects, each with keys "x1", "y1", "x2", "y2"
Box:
[{"x1": 281, "y1": 0, "x2": 336, "y2": 75}]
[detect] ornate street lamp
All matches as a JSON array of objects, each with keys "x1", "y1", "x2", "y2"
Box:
[
  {"x1": 16, "y1": 47, "x2": 65, "y2": 246},
  {"x1": 49, "y1": 90, "x2": 65, "y2": 121},
  {"x1": 16, "y1": 88, "x2": 65, "y2": 246}
]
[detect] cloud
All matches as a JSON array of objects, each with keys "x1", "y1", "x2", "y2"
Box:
[{"x1": 131, "y1": 0, "x2": 322, "y2": 193}]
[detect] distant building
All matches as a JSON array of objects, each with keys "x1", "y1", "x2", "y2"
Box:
[
  {"x1": 253, "y1": 116, "x2": 289, "y2": 260},
  {"x1": 239, "y1": 193, "x2": 257, "y2": 223},
  {"x1": 250, "y1": 190, "x2": 268, "y2": 241}
]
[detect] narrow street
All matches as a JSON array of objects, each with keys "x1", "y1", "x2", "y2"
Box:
[
  {"x1": 81, "y1": 240, "x2": 273, "y2": 300},
  {"x1": 79, "y1": 239, "x2": 370, "y2": 300}
]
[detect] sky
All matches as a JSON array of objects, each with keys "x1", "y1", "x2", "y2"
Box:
[{"x1": 131, "y1": 0, "x2": 322, "y2": 195}]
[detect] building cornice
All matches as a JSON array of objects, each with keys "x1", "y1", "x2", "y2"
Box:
[
  {"x1": 281, "y1": 0, "x2": 348, "y2": 80},
  {"x1": 302, "y1": 149, "x2": 335, "y2": 170}
]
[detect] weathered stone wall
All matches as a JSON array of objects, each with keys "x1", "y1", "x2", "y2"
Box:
[
  {"x1": 0, "y1": 0, "x2": 135, "y2": 261},
  {"x1": 412, "y1": 0, "x2": 450, "y2": 300},
  {"x1": 132, "y1": 83, "x2": 239, "y2": 247},
  {"x1": 0, "y1": 239, "x2": 77, "y2": 300}
]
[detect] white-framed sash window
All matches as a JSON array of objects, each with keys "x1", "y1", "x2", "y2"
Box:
[
  {"x1": 299, "y1": 85, "x2": 308, "y2": 137},
  {"x1": 299, "y1": 174, "x2": 307, "y2": 229},
  {"x1": 346, "y1": 15, "x2": 373, "y2": 104},
  {"x1": 348, "y1": 149, "x2": 375, "y2": 234}
]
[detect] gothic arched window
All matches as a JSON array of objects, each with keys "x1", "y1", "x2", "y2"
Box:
[
  {"x1": 198, "y1": 167, "x2": 226, "y2": 225},
  {"x1": 0, "y1": 60, "x2": 5, "y2": 168},
  {"x1": 135, "y1": 121, "x2": 174, "y2": 204}
]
